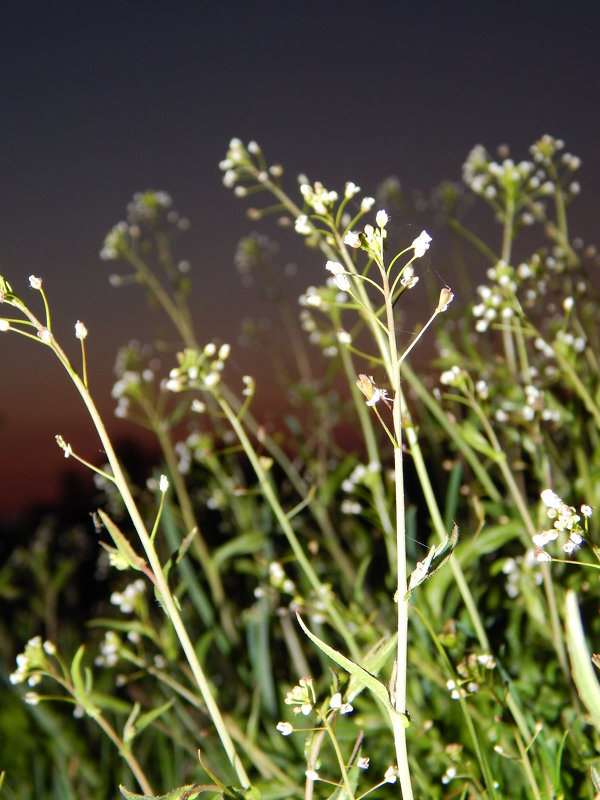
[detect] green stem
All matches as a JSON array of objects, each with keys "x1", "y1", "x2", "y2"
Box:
[
  {"x1": 57, "y1": 356, "x2": 250, "y2": 788},
  {"x1": 152, "y1": 419, "x2": 239, "y2": 644},
  {"x1": 217, "y1": 394, "x2": 361, "y2": 662}
]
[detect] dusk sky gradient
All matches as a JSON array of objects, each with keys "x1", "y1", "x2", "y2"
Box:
[{"x1": 1, "y1": 0, "x2": 600, "y2": 517}]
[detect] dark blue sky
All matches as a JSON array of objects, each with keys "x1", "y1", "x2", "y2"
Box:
[{"x1": 1, "y1": 0, "x2": 599, "y2": 515}]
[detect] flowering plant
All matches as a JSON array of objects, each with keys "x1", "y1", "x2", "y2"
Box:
[{"x1": 1, "y1": 135, "x2": 599, "y2": 799}]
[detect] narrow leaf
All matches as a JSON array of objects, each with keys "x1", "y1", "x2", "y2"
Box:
[
  {"x1": 98, "y1": 509, "x2": 146, "y2": 571},
  {"x1": 296, "y1": 613, "x2": 400, "y2": 718},
  {"x1": 565, "y1": 589, "x2": 600, "y2": 732},
  {"x1": 119, "y1": 786, "x2": 201, "y2": 800}
]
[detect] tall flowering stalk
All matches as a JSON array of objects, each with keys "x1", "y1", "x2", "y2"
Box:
[
  {"x1": 220, "y1": 138, "x2": 456, "y2": 796},
  {"x1": 0, "y1": 274, "x2": 251, "y2": 791}
]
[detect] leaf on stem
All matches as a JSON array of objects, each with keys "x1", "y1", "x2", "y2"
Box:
[
  {"x1": 98, "y1": 509, "x2": 147, "y2": 571},
  {"x1": 407, "y1": 524, "x2": 459, "y2": 596},
  {"x1": 296, "y1": 613, "x2": 400, "y2": 718},
  {"x1": 119, "y1": 786, "x2": 202, "y2": 800},
  {"x1": 565, "y1": 589, "x2": 600, "y2": 733}
]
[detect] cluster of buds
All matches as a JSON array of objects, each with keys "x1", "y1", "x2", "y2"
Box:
[
  {"x1": 100, "y1": 190, "x2": 188, "y2": 261},
  {"x1": 9, "y1": 636, "x2": 56, "y2": 691},
  {"x1": 533, "y1": 489, "x2": 592, "y2": 561},
  {"x1": 164, "y1": 343, "x2": 231, "y2": 394}
]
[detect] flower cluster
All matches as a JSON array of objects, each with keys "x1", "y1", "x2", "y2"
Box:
[
  {"x1": 462, "y1": 136, "x2": 582, "y2": 234},
  {"x1": 110, "y1": 578, "x2": 146, "y2": 614},
  {"x1": 447, "y1": 652, "x2": 497, "y2": 700},
  {"x1": 219, "y1": 138, "x2": 282, "y2": 195},
  {"x1": 533, "y1": 489, "x2": 592, "y2": 560},
  {"x1": 100, "y1": 190, "x2": 187, "y2": 261},
  {"x1": 111, "y1": 340, "x2": 162, "y2": 420},
  {"x1": 95, "y1": 631, "x2": 122, "y2": 668},
  {"x1": 165, "y1": 343, "x2": 231, "y2": 394},
  {"x1": 283, "y1": 677, "x2": 316, "y2": 716},
  {"x1": 9, "y1": 636, "x2": 56, "y2": 687},
  {"x1": 268, "y1": 561, "x2": 297, "y2": 596}
]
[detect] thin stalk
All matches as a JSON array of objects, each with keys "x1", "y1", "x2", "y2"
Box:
[
  {"x1": 217, "y1": 393, "x2": 361, "y2": 662},
  {"x1": 53, "y1": 350, "x2": 250, "y2": 788},
  {"x1": 152, "y1": 418, "x2": 238, "y2": 644},
  {"x1": 123, "y1": 245, "x2": 199, "y2": 349},
  {"x1": 93, "y1": 711, "x2": 154, "y2": 796},
  {"x1": 376, "y1": 245, "x2": 413, "y2": 799}
]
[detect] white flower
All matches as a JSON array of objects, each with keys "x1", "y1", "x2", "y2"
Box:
[
  {"x1": 376, "y1": 209, "x2": 389, "y2": 228},
  {"x1": 330, "y1": 693, "x2": 342, "y2": 709},
  {"x1": 412, "y1": 230, "x2": 432, "y2": 258},
  {"x1": 357, "y1": 756, "x2": 370, "y2": 770},
  {"x1": 276, "y1": 721, "x2": 293, "y2": 736},
  {"x1": 29, "y1": 275, "x2": 42, "y2": 290},
  {"x1": 295, "y1": 215, "x2": 312, "y2": 235},
  {"x1": 384, "y1": 766, "x2": 398, "y2": 784},
  {"x1": 75, "y1": 320, "x2": 88, "y2": 340},
  {"x1": 344, "y1": 182, "x2": 360, "y2": 198},
  {"x1": 533, "y1": 548, "x2": 552, "y2": 562},
  {"x1": 581, "y1": 504, "x2": 593, "y2": 518},
  {"x1": 361, "y1": 196, "x2": 375, "y2": 212},
  {"x1": 532, "y1": 530, "x2": 558, "y2": 547},
  {"x1": 541, "y1": 489, "x2": 562, "y2": 509},
  {"x1": 343, "y1": 230, "x2": 361, "y2": 248},
  {"x1": 325, "y1": 261, "x2": 350, "y2": 291},
  {"x1": 366, "y1": 386, "x2": 391, "y2": 407},
  {"x1": 0, "y1": 319, "x2": 9, "y2": 331},
  {"x1": 159, "y1": 474, "x2": 169, "y2": 493}
]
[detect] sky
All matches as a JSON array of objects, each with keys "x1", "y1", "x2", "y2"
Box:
[{"x1": 1, "y1": 0, "x2": 600, "y2": 517}]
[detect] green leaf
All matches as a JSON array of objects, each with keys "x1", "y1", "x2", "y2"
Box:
[
  {"x1": 346, "y1": 634, "x2": 397, "y2": 703},
  {"x1": 136, "y1": 699, "x2": 174, "y2": 737},
  {"x1": 406, "y1": 524, "x2": 459, "y2": 596},
  {"x1": 565, "y1": 589, "x2": 600, "y2": 732},
  {"x1": 70, "y1": 645, "x2": 99, "y2": 717},
  {"x1": 119, "y1": 786, "x2": 201, "y2": 800},
  {"x1": 296, "y1": 613, "x2": 405, "y2": 723},
  {"x1": 459, "y1": 421, "x2": 505, "y2": 463},
  {"x1": 98, "y1": 509, "x2": 146, "y2": 571}
]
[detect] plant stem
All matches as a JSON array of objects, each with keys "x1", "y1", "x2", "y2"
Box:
[{"x1": 60, "y1": 359, "x2": 250, "y2": 788}]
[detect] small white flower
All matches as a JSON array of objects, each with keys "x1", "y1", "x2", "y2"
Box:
[
  {"x1": 376, "y1": 209, "x2": 389, "y2": 228},
  {"x1": 541, "y1": 489, "x2": 562, "y2": 509},
  {"x1": 412, "y1": 230, "x2": 432, "y2": 258},
  {"x1": 343, "y1": 230, "x2": 361, "y2": 248},
  {"x1": 159, "y1": 474, "x2": 169, "y2": 493},
  {"x1": 357, "y1": 756, "x2": 370, "y2": 770},
  {"x1": 325, "y1": 261, "x2": 350, "y2": 291},
  {"x1": 344, "y1": 181, "x2": 360, "y2": 198},
  {"x1": 581, "y1": 504, "x2": 593, "y2": 518},
  {"x1": 295, "y1": 215, "x2": 312, "y2": 235},
  {"x1": 330, "y1": 692, "x2": 342, "y2": 709},
  {"x1": 360, "y1": 196, "x2": 375, "y2": 212},
  {"x1": 384, "y1": 765, "x2": 398, "y2": 784},
  {"x1": 276, "y1": 721, "x2": 293, "y2": 736},
  {"x1": 0, "y1": 320, "x2": 10, "y2": 331},
  {"x1": 305, "y1": 769, "x2": 319, "y2": 781},
  {"x1": 534, "y1": 548, "x2": 552, "y2": 562},
  {"x1": 29, "y1": 275, "x2": 42, "y2": 290},
  {"x1": 532, "y1": 530, "x2": 558, "y2": 547},
  {"x1": 75, "y1": 320, "x2": 88, "y2": 340}
]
